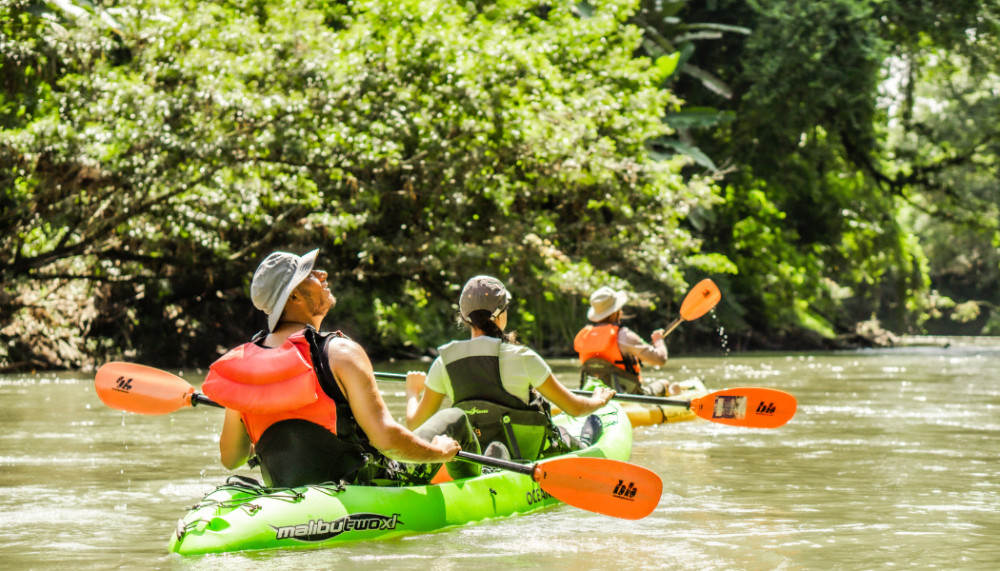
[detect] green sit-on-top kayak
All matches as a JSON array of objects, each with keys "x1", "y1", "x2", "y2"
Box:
[{"x1": 169, "y1": 401, "x2": 633, "y2": 554}]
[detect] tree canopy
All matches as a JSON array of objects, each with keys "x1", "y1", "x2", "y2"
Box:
[
  {"x1": 2, "y1": 0, "x2": 724, "y2": 370},
  {"x1": 2, "y1": 0, "x2": 998, "y2": 372},
  {"x1": 664, "y1": 0, "x2": 1000, "y2": 344}
]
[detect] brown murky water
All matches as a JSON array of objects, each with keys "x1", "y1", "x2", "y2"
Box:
[{"x1": 2, "y1": 338, "x2": 998, "y2": 570}]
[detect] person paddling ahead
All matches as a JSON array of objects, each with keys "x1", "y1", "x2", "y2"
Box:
[
  {"x1": 203, "y1": 249, "x2": 481, "y2": 488},
  {"x1": 574, "y1": 286, "x2": 681, "y2": 396},
  {"x1": 406, "y1": 276, "x2": 614, "y2": 461}
]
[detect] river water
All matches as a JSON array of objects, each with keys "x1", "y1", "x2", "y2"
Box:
[{"x1": 2, "y1": 338, "x2": 998, "y2": 570}]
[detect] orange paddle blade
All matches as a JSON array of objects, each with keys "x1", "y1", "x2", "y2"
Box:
[
  {"x1": 679, "y1": 278, "x2": 721, "y2": 321},
  {"x1": 689, "y1": 387, "x2": 797, "y2": 428},
  {"x1": 533, "y1": 457, "x2": 662, "y2": 520},
  {"x1": 95, "y1": 362, "x2": 195, "y2": 415}
]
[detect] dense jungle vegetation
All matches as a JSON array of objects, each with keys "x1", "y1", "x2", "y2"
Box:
[{"x1": 2, "y1": 0, "x2": 998, "y2": 372}]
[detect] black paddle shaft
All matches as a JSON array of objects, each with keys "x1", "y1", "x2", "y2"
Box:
[
  {"x1": 570, "y1": 389, "x2": 691, "y2": 408},
  {"x1": 455, "y1": 451, "x2": 535, "y2": 476},
  {"x1": 191, "y1": 393, "x2": 224, "y2": 408}
]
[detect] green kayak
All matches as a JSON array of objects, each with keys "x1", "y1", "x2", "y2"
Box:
[{"x1": 169, "y1": 401, "x2": 633, "y2": 554}]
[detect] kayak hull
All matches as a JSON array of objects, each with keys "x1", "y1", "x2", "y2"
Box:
[
  {"x1": 621, "y1": 378, "x2": 708, "y2": 426},
  {"x1": 168, "y1": 402, "x2": 632, "y2": 554}
]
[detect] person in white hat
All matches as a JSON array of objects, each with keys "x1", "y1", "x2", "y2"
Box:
[
  {"x1": 573, "y1": 286, "x2": 678, "y2": 396},
  {"x1": 404, "y1": 276, "x2": 615, "y2": 461},
  {"x1": 204, "y1": 249, "x2": 480, "y2": 487}
]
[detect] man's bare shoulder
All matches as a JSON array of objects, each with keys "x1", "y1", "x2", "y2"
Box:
[
  {"x1": 324, "y1": 333, "x2": 362, "y2": 349},
  {"x1": 326, "y1": 337, "x2": 371, "y2": 370}
]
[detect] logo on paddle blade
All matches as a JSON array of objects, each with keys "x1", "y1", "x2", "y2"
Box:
[
  {"x1": 114, "y1": 376, "x2": 133, "y2": 392},
  {"x1": 272, "y1": 513, "x2": 401, "y2": 542},
  {"x1": 755, "y1": 401, "x2": 776, "y2": 416},
  {"x1": 612, "y1": 480, "x2": 638, "y2": 500}
]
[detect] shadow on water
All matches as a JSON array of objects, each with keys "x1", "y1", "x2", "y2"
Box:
[{"x1": 2, "y1": 338, "x2": 998, "y2": 570}]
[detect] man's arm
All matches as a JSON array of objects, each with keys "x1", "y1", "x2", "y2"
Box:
[
  {"x1": 219, "y1": 408, "x2": 251, "y2": 469},
  {"x1": 619, "y1": 327, "x2": 668, "y2": 366},
  {"x1": 327, "y1": 337, "x2": 459, "y2": 462}
]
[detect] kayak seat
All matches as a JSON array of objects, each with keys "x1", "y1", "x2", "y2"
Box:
[
  {"x1": 455, "y1": 400, "x2": 550, "y2": 461},
  {"x1": 579, "y1": 357, "x2": 641, "y2": 394}
]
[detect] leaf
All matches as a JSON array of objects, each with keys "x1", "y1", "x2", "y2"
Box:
[
  {"x1": 652, "y1": 52, "x2": 682, "y2": 83},
  {"x1": 648, "y1": 138, "x2": 718, "y2": 171},
  {"x1": 682, "y1": 23, "x2": 752, "y2": 35},
  {"x1": 673, "y1": 31, "x2": 724, "y2": 43},
  {"x1": 679, "y1": 63, "x2": 733, "y2": 99},
  {"x1": 663, "y1": 107, "x2": 734, "y2": 129}
]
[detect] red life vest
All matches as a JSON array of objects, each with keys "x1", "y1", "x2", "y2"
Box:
[
  {"x1": 202, "y1": 331, "x2": 338, "y2": 443},
  {"x1": 573, "y1": 323, "x2": 641, "y2": 376}
]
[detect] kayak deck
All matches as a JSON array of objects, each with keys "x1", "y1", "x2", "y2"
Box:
[
  {"x1": 572, "y1": 376, "x2": 709, "y2": 427},
  {"x1": 168, "y1": 401, "x2": 631, "y2": 555},
  {"x1": 620, "y1": 378, "x2": 708, "y2": 426}
]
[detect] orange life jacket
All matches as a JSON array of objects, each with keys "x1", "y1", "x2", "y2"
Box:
[
  {"x1": 573, "y1": 323, "x2": 640, "y2": 377},
  {"x1": 202, "y1": 331, "x2": 338, "y2": 443}
]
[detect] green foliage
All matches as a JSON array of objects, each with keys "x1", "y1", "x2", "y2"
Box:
[
  {"x1": 1, "y1": 0, "x2": 720, "y2": 369},
  {"x1": 670, "y1": 0, "x2": 999, "y2": 343},
  {"x1": 886, "y1": 46, "x2": 1000, "y2": 334},
  {"x1": 6, "y1": 0, "x2": 997, "y2": 369},
  {"x1": 626, "y1": 0, "x2": 747, "y2": 171}
]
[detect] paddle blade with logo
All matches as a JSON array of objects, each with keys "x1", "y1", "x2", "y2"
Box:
[
  {"x1": 663, "y1": 278, "x2": 722, "y2": 336},
  {"x1": 533, "y1": 457, "x2": 663, "y2": 520},
  {"x1": 679, "y1": 278, "x2": 721, "y2": 321},
  {"x1": 689, "y1": 387, "x2": 797, "y2": 429},
  {"x1": 95, "y1": 361, "x2": 197, "y2": 415}
]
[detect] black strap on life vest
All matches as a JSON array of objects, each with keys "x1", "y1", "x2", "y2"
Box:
[{"x1": 304, "y1": 328, "x2": 363, "y2": 439}]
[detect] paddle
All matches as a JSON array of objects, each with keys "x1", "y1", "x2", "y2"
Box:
[
  {"x1": 94, "y1": 362, "x2": 663, "y2": 520},
  {"x1": 456, "y1": 451, "x2": 661, "y2": 520},
  {"x1": 571, "y1": 387, "x2": 796, "y2": 429},
  {"x1": 374, "y1": 371, "x2": 408, "y2": 380},
  {"x1": 662, "y1": 278, "x2": 722, "y2": 336},
  {"x1": 376, "y1": 372, "x2": 795, "y2": 428},
  {"x1": 94, "y1": 361, "x2": 222, "y2": 414}
]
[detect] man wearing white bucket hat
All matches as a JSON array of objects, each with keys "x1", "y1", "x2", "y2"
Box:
[
  {"x1": 203, "y1": 249, "x2": 479, "y2": 488},
  {"x1": 573, "y1": 286, "x2": 678, "y2": 396}
]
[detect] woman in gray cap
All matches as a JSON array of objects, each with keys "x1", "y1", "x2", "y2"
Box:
[
  {"x1": 574, "y1": 286, "x2": 679, "y2": 396},
  {"x1": 405, "y1": 276, "x2": 614, "y2": 462},
  {"x1": 203, "y1": 249, "x2": 481, "y2": 487}
]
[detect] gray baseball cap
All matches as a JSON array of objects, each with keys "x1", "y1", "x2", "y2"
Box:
[
  {"x1": 459, "y1": 275, "x2": 511, "y2": 322},
  {"x1": 250, "y1": 249, "x2": 319, "y2": 332}
]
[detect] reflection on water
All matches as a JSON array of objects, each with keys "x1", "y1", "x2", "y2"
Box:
[{"x1": 2, "y1": 341, "x2": 999, "y2": 570}]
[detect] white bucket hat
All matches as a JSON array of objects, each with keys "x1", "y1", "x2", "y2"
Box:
[
  {"x1": 250, "y1": 249, "x2": 319, "y2": 332},
  {"x1": 587, "y1": 286, "x2": 628, "y2": 322}
]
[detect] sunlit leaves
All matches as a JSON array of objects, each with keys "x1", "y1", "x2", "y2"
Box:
[{"x1": 1, "y1": 0, "x2": 726, "y2": 367}]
